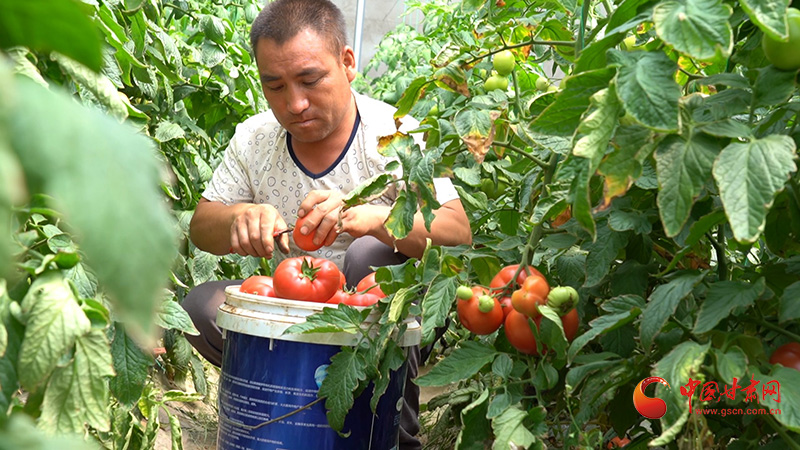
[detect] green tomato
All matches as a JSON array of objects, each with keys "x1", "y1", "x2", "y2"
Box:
[
  {"x1": 484, "y1": 75, "x2": 509, "y2": 91},
  {"x1": 547, "y1": 84, "x2": 558, "y2": 93},
  {"x1": 762, "y1": 8, "x2": 800, "y2": 71},
  {"x1": 535, "y1": 76, "x2": 550, "y2": 92},
  {"x1": 492, "y1": 50, "x2": 515, "y2": 76},
  {"x1": 621, "y1": 35, "x2": 637, "y2": 51},
  {"x1": 456, "y1": 285, "x2": 474, "y2": 300},
  {"x1": 481, "y1": 178, "x2": 497, "y2": 199}
]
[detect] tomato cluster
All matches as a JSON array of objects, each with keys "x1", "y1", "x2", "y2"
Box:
[
  {"x1": 239, "y1": 256, "x2": 383, "y2": 307},
  {"x1": 456, "y1": 264, "x2": 580, "y2": 355}
]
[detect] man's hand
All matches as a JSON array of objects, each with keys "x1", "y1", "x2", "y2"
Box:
[
  {"x1": 339, "y1": 204, "x2": 391, "y2": 238},
  {"x1": 189, "y1": 198, "x2": 290, "y2": 258},
  {"x1": 296, "y1": 190, "x2": 345, "y2": 247},
  {"x1": 230, "y1": 203, "x2": 290, "y2": 258}
]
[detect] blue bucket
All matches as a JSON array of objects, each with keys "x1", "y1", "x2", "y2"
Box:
[{"x1": 216, "y1": 286, "x2": 420, "y2": 450}]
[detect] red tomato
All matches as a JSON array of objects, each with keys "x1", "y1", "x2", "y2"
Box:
[
  {"x1": 273, "y1": 256, "x2": 341, "y2": 302},
  {"x1": 504, "y1": 309, "x2": 542, "y2": 355},
  {"x1": 499, "y1": 296, "x2": 513, "y2": 320},
  {"x1": 562, "y1": 308, "x2": 579, "y2": 342},
  {"x1": 510, "y1": 275, "x2": 550, "y2": 317},
  {"x1": 770, "y1": 342, "x2": 800, "y2": 371},
  {"x1": 457, "y1": 286, "x2": 504, "y2": 335},
  {"x1": 292, "y1": 215, "x2": 323, "y2": 252},
  {"x1": 607, "y1": 436, "x2": 631, "y2": 448},
  {"x1": 327, "y1": 289, "x2": 350, "y2": 304},
  {"x1": 489, "y1": 264, "x2": 544, "y2": 297},
  {"x1": 504, "y1": 308, "x2": 579, "y2": 355},
  {"x1": 240, "y1": 276, "x2": 276, "y2": 297},
  {"x1": 356, "y1": 272, "x2": 386, "y2": 298},
  {"x1": 343, "y1": 292, "x2": 380, "y2": 307}
]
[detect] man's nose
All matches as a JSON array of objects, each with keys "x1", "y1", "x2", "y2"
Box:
[{"x1": 286, "y1": 86, "x2": 309, "y2": 115}]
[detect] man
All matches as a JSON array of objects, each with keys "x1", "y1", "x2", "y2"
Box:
[{"x1": 182, "y1": 0, "x2": 472, "y2": 448}]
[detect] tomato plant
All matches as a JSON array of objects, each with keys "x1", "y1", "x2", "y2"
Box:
[
  {"x1": 240, "y1": 275, "x2": 276, "y2": 297},
  {"x1": 456, "y1": 286, "x2": 504, "y2": 335},
  {"x1": 770, "y1": 342, "x2": 800, "y2": 371},
  {"x1": 273, "y1": 257, "x2": 341, "y2": 303},
  {"x1": 293, "y1": 215, "x2": 324, "y2": 251}
]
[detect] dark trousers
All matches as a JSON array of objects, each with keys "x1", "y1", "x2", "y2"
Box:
[{"x1": 181, "y1": 236, "x2": 421, "y2": 450}]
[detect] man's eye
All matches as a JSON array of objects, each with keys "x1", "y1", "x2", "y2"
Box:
[
  {"x1": 304, "y1": 78, "x2": 322, "y2": 87},
  {"x1": 266, "y1": 85, "x2": 283, "y2": 92}
]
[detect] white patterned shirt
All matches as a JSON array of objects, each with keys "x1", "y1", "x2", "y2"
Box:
[{"x1": 202, "y1": 91, "x2": 459, "y2": 268}]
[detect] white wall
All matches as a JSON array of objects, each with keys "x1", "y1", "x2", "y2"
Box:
[{"x1": 332, "y1": 0, "x2": 422, "y2": 72}]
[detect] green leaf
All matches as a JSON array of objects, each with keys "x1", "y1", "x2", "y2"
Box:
[
  {"x1": 693, "y1": 278, "x2": 766, "y2": 334},
  {"x1": 18, "y1": 272, "x2": 91, "y2": 390},
  {"x1": 341, "y1": 173, "x2": 394, "y2": 208},
  {"x1": 640, "y1": 272, "x2": 705, "y2": 350},
  {"x1": 568, "y1": 307, "x2": 641, "y2": 362},
  {"x1": 651, "y1": 341, "x2": 710, "y2": 445},
  {"x1": 574, "y1": 85, "x2": 622, "y2": 167},
  {"x1": 780, "y1": 281, "x2": 800, "y2": 323},
  {"x1": 0, "y1": 0, "x2": 102, "y2": 71},
  {"x1": 753, "y1": 65, "x2": 799, "y2": 108},
  {"x1": 385, "y1": 190, "x2": 416, "y2": 239},
  {"x1": 583, "y1": 225, "x2": 630, "y2": 286},
  {"x1": 110, "y1": 325, "x2": 153, "y2": 407},
  {"x1": 189, "y1": 251, "x2": 218, "y2": 286},
  {"x1": 415, "y1": 341, "x2": 497, "y2": 387},
  {"x1": 317, "y1": 346, "x2": 367, "y2": 432},
  {"x1": 454, "y1": 107, "x2": 498, "y2": 164},
  {"x1": 491, "y1": 405, "x2": 538, "y2": 450},
  {"x1": 608, "y1": 50, "x2": 680, "y2": 132},
  {"x1": 7, "y1": 78, "x2": 177, "y2": 333},
  {"x1": 154, "y1": 121, "x2": 185, "y2": 143},
  {"x1": 155, "y1": 295, "x2": 200, "y2": 335},
  {"x1": 655, "y1": 134, "x2": 722, "y2": 237},
  {"x1": 52, "y1": 53, "x2": 129, "y2": 121},
  {"x1": 40, "y1": 329, "x2": 115, "y2": 434},
  {"x1": 370, "y1": 341, "x2": 405, "y2": 412},
  {"x1": 394, "y1": 77, "x2": 430, "y2": 118},
  {"x1": 0, "y1": 414, "x2": 95, "y2": 450},
  {"x1": 714, "y1": 346, "x2": 747, "y2": 382},
  {"x1": 420, "y1": 275, "x2": 456, "y2": 345},
  {"x1": 531, "y1": 68, "x2": 615, "y2": 136},
  {"x1": 712, "y1": 135, "x2": 797, "y2": 243},
  {"x1": 168, "y1": 411, "x2": 184, "y2": 450},
  {"x1": 763, "y1": 365, "x2": 800, "y2": 431},
  {"x1": 455, "y1": 389, "x2": 492, "y2": 450},
  {"x1": 284, "y1": 304, "x2": 368, "y2": 335},
  {"x1": 740, "y1": 0, "x2": 792, "y2": 40},
  {"x1": 388, "y1": 286, "x2": 416, "y2": 323},
  {"x1": 652, "y1": 0, "x2": 733, "y2": 60}
]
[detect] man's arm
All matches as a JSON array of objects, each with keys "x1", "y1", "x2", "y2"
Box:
[{"x1": 189, "y1": 198, "x2": 290, "y2": 258}]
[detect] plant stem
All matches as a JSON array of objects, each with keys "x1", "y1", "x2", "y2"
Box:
[
  {"x1": 464, "y1": 39, "x2": 576, "y2": 65},
  {"x1": 576, "y1": 0, "x2": 592, "y2": 57},
  {"x1": 706, "y1": 227, "x2": 727, "y2": 281},
  {"x1": 767, "y1": 414, "x2": 800, "y2": 450},
  {"x1": 222, "y1": 397, "x2": 326, "y2": 431},
  {"x1": 755, "y1": 318, "x2": 800, "y2": 343},
  {"x1": 493, "y1": 142, "x2": 550, "y2": 169},
  {"x1": 511, "y1": 68, "x2": 524, "y2": 119}
]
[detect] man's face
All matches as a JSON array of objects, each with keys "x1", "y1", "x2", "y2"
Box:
[{"x1": 254, "y1": 29, "x2": 356, "y2": 144}]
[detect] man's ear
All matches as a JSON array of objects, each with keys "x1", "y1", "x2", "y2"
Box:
[{"x1": 342, "y1": 46, "x2": 357, "y2": 82}]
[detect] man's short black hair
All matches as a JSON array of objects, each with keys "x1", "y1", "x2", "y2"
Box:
[{"x1": 250, "y1": 0, "x2": 348, "y2": 55}]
